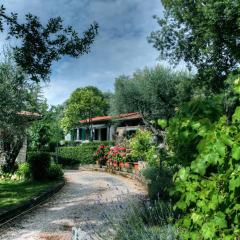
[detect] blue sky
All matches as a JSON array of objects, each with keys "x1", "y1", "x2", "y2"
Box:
[{"x1": 1, "y1": 0, "x2": 166, "y2": 105}]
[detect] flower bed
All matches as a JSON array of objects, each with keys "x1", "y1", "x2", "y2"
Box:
[{"x1": 94, "y1": 144, "x2": 141, "y2": 173}]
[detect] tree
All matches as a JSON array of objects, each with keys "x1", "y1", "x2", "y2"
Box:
[
  {"x1": 61, "y1": 86, "x2": 108, "y2": 139},
  {"x1": 111, "y1": 65, "x2": 193, "y2": 121},
  {"x1": 0, "y1": 4, "x2": 98, "y2": 82},
  {"x1": 0, "y1": 52, "x2": 42, "y2": 171},
  {"x1": 149, "y1": 0, "x2": 240, "y2": 92},
  {"x1": 28, "y1": 105, "x2": 64, "y2": 152}
]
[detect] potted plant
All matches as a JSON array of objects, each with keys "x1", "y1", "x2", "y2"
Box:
[{"x1": 133, "y1": 162, "x2": 139, "y2": 171}]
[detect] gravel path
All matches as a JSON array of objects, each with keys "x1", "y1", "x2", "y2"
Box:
[{"x1": 0, "y1": 170, "x2": 145, "y2": 240}]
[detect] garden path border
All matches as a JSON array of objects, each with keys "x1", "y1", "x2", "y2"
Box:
[{"x1": 0, "y1": 180, "x2": 65, "y2": 225}]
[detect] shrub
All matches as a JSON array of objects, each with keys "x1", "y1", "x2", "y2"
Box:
[
  {"x1": 56, "y1": 141, "x2": 114, "y2": 165},
  {"x1": 129, "y1": 129, "x2": 156, "y2": 162},
  {"x1": 99, "y1": 200, "x2": 178, "y2": 240},
  {"x1": 143, "y1": 164, "x2": 174, "y2": 201},
  {"x1": 107, "y1": 146, "x2": 126, "y2": 163},
  {"x1": 93, "y1": 145, "x2": 110, "y2": 165},
  {"x1": 167, "y1": 96, "x2": 223, "y2": 168},
  {"x1": 16, "y1": 163, "x2": 31, "y2": 180},
  {"x1": 173, "y1": 100, "x2": 240, "y2": 239},
  {"x1": 47, "y1": 163, "x2": 63, "y2": 180},
  {"x1": 27, "y1": 151, "x2": 51, "y2": 180}
]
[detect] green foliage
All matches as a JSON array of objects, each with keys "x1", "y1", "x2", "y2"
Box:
[
  {"x1": 16, "y1": 163, "x2": 31, "y2": 180},
  {"x1": 172, "y1": 104, "x2": 240, "y2": 239},
  {"x1": 28, "y1": 123, "x2": 51, "y2": 151},
  {"x1": 167, "y1": 95, "x2": 223, "y2": 167},
  {"x1": 57, "y1": 141, "x2": 114, "y2": 165},
  {"x1": 102, "y1": 200, "x2": 178, "y2": 240},
  {"x1": 47, "y1": 163, "x2": 63, "y2": 180},
  {"x1": 0, "y1": 52, "x2": 42, "y2": 171},
  {"x1": 61, "y1": 86, "x2": 108, "y2": 132},
  {"x1": 143, "y1": 164, "x2": 174, "y2": 201},
  {"x1": 0, "y1": 5, "x2": 98, "y2": 82},
  {"x1": 158, "y1": 119, "x2": 167, "y2": 129},
  {"x1": 28, "y1": 105, "x2": 64, "y2": 152},
  {"x1": 129, "y1": 129, "x2": 157, "y2": 164},
  {"x1": 27, "y1": 151, "x2": 51, "y2": 180},
  {"x1": 110, "y1": 65, "x2": 193, "y2": 120},
  {"x1": 149, "y1": 0, "x2": 240, "y2": 92},
  {"x1": 223, "y1": 71, "x2": 240, "y2": 119}
]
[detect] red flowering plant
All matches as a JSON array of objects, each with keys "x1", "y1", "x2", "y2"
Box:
[
  {"x1": 94, "y1": 145, "x2": 110, "y2": 166},
  {"x1": 107, "y1": 146, "x2": 126, "y2": 167}
]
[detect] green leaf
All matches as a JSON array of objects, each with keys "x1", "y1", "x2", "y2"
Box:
[
  {"x1": 191, "y1": 213, "x2": 202, "y2": 225},
  {"x1": 229, "y1": 177, "x2": 240, "y2": 191},
  {"x1": 232, "y1": 107, "x2": 240, "y2": 122},
  {"x1": 214, "y1": 141, "x2": 226, "y2": 157},
  {"x1": 213, "y1": 212, "x2": 227, "y2": 229},
  {"x1": 191, "y1": 121, "x2": 201, "y2": 130},
  {"x1": 232, "y1": 144, "x2": 240, "y2": 160},
  {"x1": 192, "y1": 160, "x2": 207, "y2": 176},
  {"x1": 175, "y1": 200, "x2": 187, "y2": 210},
  {"x1": 157, "y1": 119, "x2": 167, "y2": 128},
  {"x1": 201, "y1": 222, "x2": 216, "y2": 239},
  {"x1": 178, "y1": 168, "x2": 189, "y2": 181}
]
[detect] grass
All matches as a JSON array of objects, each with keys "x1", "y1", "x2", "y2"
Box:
[{"x1": 0, "y1": 180, "x2": 60, "y2": 210}]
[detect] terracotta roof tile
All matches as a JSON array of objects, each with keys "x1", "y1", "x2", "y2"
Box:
[{"x1": 79, "y1": 112, "x2": 141, "y2": 124}]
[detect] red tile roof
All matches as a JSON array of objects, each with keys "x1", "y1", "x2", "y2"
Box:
[{"x1": 79, "y1": 112, "x2": 141, "y2": 124}]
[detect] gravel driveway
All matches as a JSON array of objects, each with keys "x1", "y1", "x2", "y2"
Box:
[{"x1": 0, "y1": 170, "x2": 145, "y2": 240}]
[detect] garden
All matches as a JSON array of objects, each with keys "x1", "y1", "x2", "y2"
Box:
[{"x1": 1, "y1": 0, "x2": 240, "y2": 239}]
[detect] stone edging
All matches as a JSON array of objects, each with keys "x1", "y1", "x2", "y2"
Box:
[
  {"x1": 0, "y1": 180, "x2": 65, "y2": 224},
  {"x1": 80, "y1": 165, "x2": 148, "y2": 189}
]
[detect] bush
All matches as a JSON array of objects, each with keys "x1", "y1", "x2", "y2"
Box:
[
  {"x1": 173, "y1": 96, "x2": 240, "y2": 239},
  {"x1": 99, "y1": 200, "x2": 178, "y2": 240},
  {"x1": 56, "y1": 141, "x2": 114, "y2": 166},
  {"x1": 143, "y1": 164, "x2": 174, "y2": 201},
  {"x1": 93, "y1": 145, "x2": 110, "y2": 166},
  {"x1": 167, "y1": 96, "x2": 223, "y2": 167},
  {"x1": 27, "y1": 151, "x2": 51, "y2": 180},
  {"x1": 16, "y1": 163, "x2": 31, "y2": 180},
  {"x1": 129, "y1": 129, "x2": 156, "y2": 163},
  {"x1": 47, "y1": 163, "x2": 63, "y2": 180}
]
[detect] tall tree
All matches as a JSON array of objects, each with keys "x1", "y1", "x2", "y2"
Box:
[
  {"x1": 0, "y1": 4, "x2": 98, "y2": 82},
  {"x1": 61, "y1": 86, "x2": 108, "y2": 139},
  {"x1": 111, "y1": 65, "x2": 193, "y2": 121},
  {"x1": 149, "y1": 0, "x2": 240, "y2": 92},
  {"x1": 0, "y1": 53, "x2": 42, "y2": 171}
]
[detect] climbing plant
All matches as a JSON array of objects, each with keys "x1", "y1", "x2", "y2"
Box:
[{"x1": 172, "y1": 79, "x2": 240, "y2": 239}]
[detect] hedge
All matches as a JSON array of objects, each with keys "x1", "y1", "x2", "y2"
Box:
[
  {"x1": 27, "y1": 151, "x2": 51, "y2": 180},
  {"x1": 55, "y1": 141, "x2": 115, "y2": 165}
]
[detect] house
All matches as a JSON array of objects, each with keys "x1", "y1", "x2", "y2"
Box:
[{"x1": 65, "y1": 112, "x2": 145, "y2": 142}]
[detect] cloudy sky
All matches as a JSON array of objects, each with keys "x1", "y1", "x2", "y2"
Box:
[{"x1": 2, "y1": 0, "x2": 165, "y2": 105}]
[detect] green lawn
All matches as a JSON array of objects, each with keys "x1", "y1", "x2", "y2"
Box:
[{"x1": 0, "y1": 180, "x2": 59, "y2": 210}]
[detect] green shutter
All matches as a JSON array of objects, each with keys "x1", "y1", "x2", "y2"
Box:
[{"x1": 82, "y1": 128, "x2": 86, "y2": 141}]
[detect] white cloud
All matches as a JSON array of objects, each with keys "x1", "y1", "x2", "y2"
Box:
[{"x1": 0, "y1": 0, "x2": 181, "y2": 106}]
